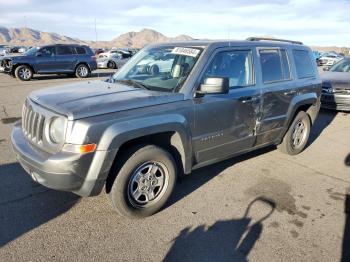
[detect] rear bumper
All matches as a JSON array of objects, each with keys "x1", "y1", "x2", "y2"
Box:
[
  {"x1": 89, "y1": 61, "x2": 98, "y2": 71},
  {"x1": 321, "y1": 93, "x2": 350, "y2": 111},
  {"x1": 11, "y1": 122, "x2": 116, "y2": 196}
]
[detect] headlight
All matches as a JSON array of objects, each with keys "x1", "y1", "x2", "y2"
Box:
[{"x1": 49, "y1": 117, "x2": 66, "y2": 143}]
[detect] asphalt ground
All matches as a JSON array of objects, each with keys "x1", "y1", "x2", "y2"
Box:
[{"x1": 0, "y1": 69, "x2": 349, "y2": 262}]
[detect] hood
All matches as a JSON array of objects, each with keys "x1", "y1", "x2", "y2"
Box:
[
  {"x1": 29, "y1": 80, "x2": 184, "y2": 120},
  {"x1": 1, "y1": 54, "x2": 33, "y2": 61},
  {"x1": 321, "y1": 72, "x2": 350, "y2": 90}
]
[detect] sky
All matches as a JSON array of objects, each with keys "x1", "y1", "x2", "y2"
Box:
[{"x1": 0, "y1": 0, "x2": 349, "y2": 46}]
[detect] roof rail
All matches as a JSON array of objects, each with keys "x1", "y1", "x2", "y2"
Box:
[{"x1": 246, "y1": 37, "x2": 303, "y2": 45}]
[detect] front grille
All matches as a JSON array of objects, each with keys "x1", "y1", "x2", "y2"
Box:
[{"x1": 22, "y1": 104, "x2": 45, "y2": 143}]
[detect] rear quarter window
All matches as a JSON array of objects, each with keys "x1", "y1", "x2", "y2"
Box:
[
  {"x1": 292, "y1": 50, "x2": 315, "y2": 78},
  {"x1": 76, "y1": 47, "x2": 87, "y2": 55}
]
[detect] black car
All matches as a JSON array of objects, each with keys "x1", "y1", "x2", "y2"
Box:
[
  {"x1": 321, "y1": 58, "x2": 350, "y2": 111},
  {"x1": 0, "y1": 44, "x2": 97, "y2": 81}
]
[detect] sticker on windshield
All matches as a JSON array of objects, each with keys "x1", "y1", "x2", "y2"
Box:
[{"x1": 171, "y1": 47, "x2": 200, "y2": 57}]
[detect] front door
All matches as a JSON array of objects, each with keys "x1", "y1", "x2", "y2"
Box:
[
  {"x1": 35, "y1": 46, "x2": 57, "y2": 73},
  {"x1": 193, "y1": 48, "x2": 261, "y2": 165}
]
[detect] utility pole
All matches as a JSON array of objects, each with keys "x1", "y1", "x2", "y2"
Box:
[{"x1": 94, "y1": 18, "x2": 98, "y2": 44}]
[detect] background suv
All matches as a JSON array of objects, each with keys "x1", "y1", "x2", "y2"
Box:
[{"x1": 0, "y1": 44, "x2": 97, "y2": 81}]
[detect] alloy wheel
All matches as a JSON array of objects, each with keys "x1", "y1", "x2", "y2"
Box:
[
  {"x1": 291, "y1": 120, "x2": 307, "y2": 149},
  {"x1": 19, "y1": 68, "x2": 31, "y2": 80},
  {"x1": 127, "y1": 161, "x2": 169, "y2": 207},
  {"x1": 78, "y1": 66, "x2": 88, "y2": 77}
]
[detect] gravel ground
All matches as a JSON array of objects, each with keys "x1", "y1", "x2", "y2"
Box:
[{"x1": 0, "y1": 69, "x2": 349, "y2": 262}]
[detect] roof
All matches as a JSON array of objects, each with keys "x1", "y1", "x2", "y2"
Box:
[
  {"x1": 40, "y1": 43, "x2": 89, "y2": 48},
  {"x1": 148, "y1": 39, "x2": 307, "y2": 49}
]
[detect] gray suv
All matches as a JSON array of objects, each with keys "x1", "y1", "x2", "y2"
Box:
[{"x1": 11, "y1": 38, "x2": 321, "y2": 218}]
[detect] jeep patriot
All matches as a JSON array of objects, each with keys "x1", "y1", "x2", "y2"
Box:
[{"x1": 11, "y1": 38, "x2": 321, "y2": 218}]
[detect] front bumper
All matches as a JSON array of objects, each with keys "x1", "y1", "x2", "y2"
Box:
[
  {"x1": 11, "y1": 122, "x2": 115, "y2": 196},
  {"x1": 97, "y1": 60, "x2": 108, "y2": 68},
  {"x1": 0, "y1": 58, "x2": 13, "y2": 74},
  {"x1": 321, "y1": 93, "x2": 350, "y2": 111}
]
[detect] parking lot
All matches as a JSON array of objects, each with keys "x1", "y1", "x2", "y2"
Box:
[{"x1": 0, "y1": 70, "x2": 349, "y2": 261}]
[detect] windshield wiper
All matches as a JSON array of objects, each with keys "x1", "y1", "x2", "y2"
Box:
[{"x1": 115, "y1": 79, "x2": 150, "y2": 90}]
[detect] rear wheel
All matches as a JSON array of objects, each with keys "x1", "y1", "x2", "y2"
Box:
[
  {"x1": 75, "y1": 64, "x2": 90, "y2": 78},
  {"x1": 108, "y1": 144, "x2": 177, "y2": 218},
  {"x1": 15, "y1": 65, "x2": 33, "y2": 81},
  {"x1": 278, "y1": 111, "x2": 311, "y2": 155}
]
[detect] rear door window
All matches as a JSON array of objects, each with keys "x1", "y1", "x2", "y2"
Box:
[
  {"x1": 56, "y1": 46, "x2": 75, "y2": 55},
  {"x1": 259, "y1": 49, "x2": 291, "y2": 83},
  {"x1": 292, "y1": 50, "x2": 315, "y2": 78}
]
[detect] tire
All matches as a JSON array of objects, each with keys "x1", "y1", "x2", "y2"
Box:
[
  {"x1": 75, "y1": 64, "x2": 90, "y2": 78},
  {"x1": 107, "y1": 61, "x2": 116, "y2": 69},
  {"x1": 15, "y1": 65, "x2": 33, "y2": 81},
  {"x1": 108, "y1": 144, "x2": 177, "y2": 218},
  {"x1": 149, "y1": 64, "x2": 160, "y2": 76},
  {"x1": 278, "y1": 111, "x2": 311, "y2": 155}
]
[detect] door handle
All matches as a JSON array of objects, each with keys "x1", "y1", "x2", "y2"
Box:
[
  {"x1": 240, "y1": 96, "x2": 259, "y2": 103},
  {"x1": 284, "y1": 90, "x2": 297, "y2": 96}
]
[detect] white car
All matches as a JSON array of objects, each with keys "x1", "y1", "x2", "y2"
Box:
[
  {"x1": 0, "y1": 46, "x2": 7, "y2": 57},
  {"x1": 18, "y1": 47, "x2": 28, "y2": 53},
  {"x1": 136, "y1": 53, "x2": 175, "y2": 74},
  {"x1": 98, "y1": 49, "x2": 131, "y2": 59},
  {"x1": 319, "y1": 55, "x2": 343, "y2": 66},
  {"x1": 97, "y1": 53, "x2": 130, "y2": 69}
]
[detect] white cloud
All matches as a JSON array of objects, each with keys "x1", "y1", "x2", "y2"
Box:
[
  {"x1": 0, "y1": 0, "x2": 31, "y2": 6},
  {"x1": 0, "y1": 0, "x2": 349, "y2": 46}
]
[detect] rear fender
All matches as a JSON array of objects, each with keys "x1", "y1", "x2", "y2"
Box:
[{"x1": 278, "y1": 93, "x2": 320, "y2": 141}]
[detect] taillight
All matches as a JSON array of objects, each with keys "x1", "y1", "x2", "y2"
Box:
[{"x1": 92, "y1": 56, "x2": 96, "y2": 61}]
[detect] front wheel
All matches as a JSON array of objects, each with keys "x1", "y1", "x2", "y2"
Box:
[
  {"x1": 15, "y1": 65, "x2": 33, "y2": 81},
  {"x1": 108, "y1": 145, "x2": 177, "y2": 218},
  {"x1": 75, "y1": 64, "x2": 90, "y2": 78},
  {"x1": 278, "y1": 111, "x2": 311, "y2": 155}
]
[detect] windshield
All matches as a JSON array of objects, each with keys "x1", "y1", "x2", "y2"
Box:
[
  {"x1": 24, "y1": 47, "x2": 39, "y2": 56},
  {"x1": 330, "y1": 60, "x2": 350, "y2": 73},
  {"x1": 112, "y1": 46, "x2": 202, "y2": 92}
]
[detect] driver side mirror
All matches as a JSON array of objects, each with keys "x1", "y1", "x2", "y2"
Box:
[
  {"x1": 196, "y1": 77, "x2": 229, "y2": 96},
  {"x1": 36, "y1": 52, "x2": 42, "y2": 57}
]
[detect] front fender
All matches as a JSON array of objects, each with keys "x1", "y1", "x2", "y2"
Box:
[
  {"x1": 97, "y1": 114, "x2": 193, "y2": 172},
  {"x1": 12, "y1": 60, "x2": 36, "y2": 73}
]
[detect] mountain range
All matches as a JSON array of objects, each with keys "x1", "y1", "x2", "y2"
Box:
[
  {"x1": 0, "y1": 26, "x2": 348, "y2": 53},
  {"x1": 0, "y1": 27, "x2": 193, "y2": 48}
]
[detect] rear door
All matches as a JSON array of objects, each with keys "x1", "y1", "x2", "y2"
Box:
[
  {"x1": 256, "y1": 47, "x2": 295, "y2": 145},
  {"x1": 193, "y1": 48, "x2": 262, "y2": 165},
  {"x1": 55, "y1": 46, "x2": 77, "y2": 72}
]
